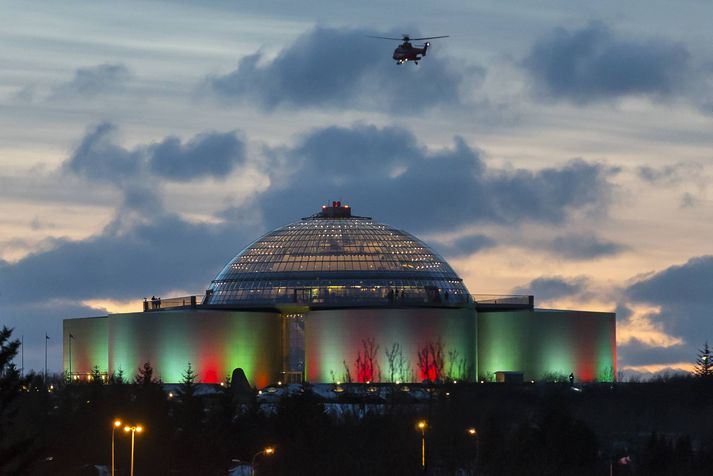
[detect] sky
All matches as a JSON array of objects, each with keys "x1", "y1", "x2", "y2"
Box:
[{"x1": 2, "y1": 0, "x2": 713, "y2": 377}]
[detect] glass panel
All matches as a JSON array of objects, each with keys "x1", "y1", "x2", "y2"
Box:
[{"x1": 207, "y1": 215, "x2": 469, "y2": 305}]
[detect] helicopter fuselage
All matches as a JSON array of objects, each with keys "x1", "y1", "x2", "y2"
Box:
[{"x1": 392, "y1": 41, "x2": 428, "y2": 64}]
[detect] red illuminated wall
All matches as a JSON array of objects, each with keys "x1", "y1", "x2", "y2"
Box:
[{"x1": 304, "y1": 307, "x2": 477, "y2": 383}]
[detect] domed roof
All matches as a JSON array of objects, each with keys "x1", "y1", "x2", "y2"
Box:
[{"x1": 205, "y1": 204, "x2": 470, "y2": 307}]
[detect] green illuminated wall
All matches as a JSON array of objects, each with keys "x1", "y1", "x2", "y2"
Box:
[
  {"x1": 63, "y1": 316, "x2": 108, "y2": 374},
  {"x1": 305, "y1": 308, "x2": 477, "y2": 383},
  {"x1": 65, "y1": 305, "x2": 616, "y2": 387},
  {"x1": 478, "y1": 309, "x2": 616, "y2": 382},
  {"x1": 65, "y1": 309, "x2": 282, "y2": 387}
]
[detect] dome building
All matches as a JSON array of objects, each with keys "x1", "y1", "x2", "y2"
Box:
[{"x1": 64, "y1": 203, "x2": 616, "y2": 386}]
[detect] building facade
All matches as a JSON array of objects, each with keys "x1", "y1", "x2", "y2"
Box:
[{"x1": 64, "y1": 204, "x2": 616, "y2": 385}]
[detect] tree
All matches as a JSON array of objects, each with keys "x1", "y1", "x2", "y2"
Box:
[
  {"x1": 175, "y1": 362, "x2": 203, "y2": 432},
  {"x1": 134, "y1": 361, "x2": 161, "y2": 386},
  {"x1": 0, "y1": 327, "x2": 22, "y2": 432},
  {"x1": 694, "y1": 341, "x2": 713, "y2": 378},
  {"x1": 417, "y1": 339, "x2": 445, "y2": 382},
  {"x1": 355, "y1": 338, "x2": 380, "y2": 383},
  {"x1": 0, "y1": 327, "x2": 25, "y2": 468}
]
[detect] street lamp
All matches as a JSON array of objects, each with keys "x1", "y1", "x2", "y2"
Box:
[
  {"x1": 251, "y1": 446, "x2": 276, "y2": 476},
  {"x1": 111, "y1": 419, "x2": 122, "y2": 476},
  {"x1": 466, "y1": 426, "x2": 479, "y2": 474},
  {"x1": 124, "y1": 424, "x2": 143, "y2": 476},
  {"x1": 416, "y1": 420, "x2": 427, "y2": 471}
]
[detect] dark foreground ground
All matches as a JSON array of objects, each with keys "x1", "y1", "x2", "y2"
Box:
[{"x1": 3, "y1": 374, "x2": 713, "y2": 475}]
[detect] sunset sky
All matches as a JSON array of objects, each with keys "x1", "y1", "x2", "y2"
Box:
[{"x1": 2, "y1": 0, "x2": 713, "y2": 376}]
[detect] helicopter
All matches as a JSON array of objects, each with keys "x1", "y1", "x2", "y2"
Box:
[{"x1": 368, "y1": 34, "x2": 449, "y2": 64}]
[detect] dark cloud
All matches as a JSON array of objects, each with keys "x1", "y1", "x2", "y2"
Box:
[
  {"x1": 626, "y1": 255, "x2": 713, "y2": 349},
  {"x1": 257, "y1": 124, "x2": 617, "y2": 233},
  {"x1": 638, "y1": 162, "x2": 704, "y2": 185},
  {"x1": 637, "y1": 162, "x2": 707, "y2": 209},
  {"x1": 207, "y1": 27, "x2": 479, "y2": 113},
  {"x1": 618, "y1": 338, "x2": 692, "y2": 367},
  {"x1": 523, "y1": 21, "x2": 690, "y2": 103},
  {"x1": 64, "y1": 122, "x2": 142, "y2": 183},
  {"x1": 1, "y1": 300, "x2": 111, "y2": 374},
  {"x1": 148, "y1": 131, "x2": 246, "y2": 181},
  {"x1": 513, "y1": 276, "x2": 590, "y2": 301},
  {"x1": 53, "y1": 64, "x2": 132, "y2": 98},
  {"x1": 0, "y1": 211, "x2": 261, "y2": 306},
  {"x1": 439, "y1": 234, "x2": 496, "y2": 258},
  {"x1": 550, "y1": 233, "x2": 627, "y2": 259},
  {"x1": 63, "y1": 123, "x2": 247, "y2": 184}
]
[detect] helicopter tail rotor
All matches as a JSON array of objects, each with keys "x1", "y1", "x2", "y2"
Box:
[{"x1": 422, "y1": 42, "x2": 430, "y2": 56}]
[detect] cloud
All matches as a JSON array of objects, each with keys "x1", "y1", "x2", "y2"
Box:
[
  {"x1": 1, "y1": 299, "x2": 113, "y2": 373},
  {"x1": 0, "y1": 211, "x2": 262, "y2": 306},
  {"x1": 626, "y1": 255, "x2": 713, "y2": 351},
  {"x1": 617, "y1": 338, "x2": 692, "y2": 367},
  {"x1": 438, "y1": 234, "x2": 496, "y2": 258},
  {"x1": 638, "y1": 162, "x2": 705, "y2": 185},
  {"x1": 64, "y1": 123, "x2": 247, "y2": 185},
  {"x1": 148, "y1": 131, "x2": 246, "y2": 181},
  {"x1": 550, "y1": 233, "x2": 627, "y2": 259},
  {"x1": 206, "y1": 27, "x2": 479, "y2": 113},
  {"x1": 637, "y1": 162, "x2": 708, "y2": 208},
  {"x1": 64, "y1": 122, "x2": 143, "y2": 183},
  {"x1": 52, "y1": 64, "x2": 133, "y2": 98},
  {"x1": 257, "y1": 123, "x2": 618, "y2": 234},
  {"x1": 523, "y1": 21, "x2": 690, "y2": 103},
  {"x1": 513, "y1": 276, "x2": 591, "y2": 301}
]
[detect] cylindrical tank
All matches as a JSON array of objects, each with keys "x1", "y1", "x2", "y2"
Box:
[
  {"x1": 305, "y1": 307, "x2": 477, "y2": 383},
  {"x1": 107, "y1": 309, "x2": 282, "y2": 387}
]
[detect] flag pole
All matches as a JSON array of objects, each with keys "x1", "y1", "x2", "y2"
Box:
[
  {"x1": 44, "y1": 333, "x2": 48, "y2": 381},
  {"x1": 69, "y1": 334, "x2": 74, "y2": 378}
]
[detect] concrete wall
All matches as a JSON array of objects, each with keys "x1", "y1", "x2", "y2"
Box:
[
  {"x1": 478, "y1": 309, "x2": 616, "y2": 382},
  {"x1": 63, "y1": 316, "x2": 108, "y2": 376},
  {"x1": 64, "y1": 305, "x2": 616, "y2": 386},
  {"x1": 64, "y1": 309, "x2": 282, "y2": 387},
  {"x1": 305, "y1": 307, "x2": 477, "y2": 383}
]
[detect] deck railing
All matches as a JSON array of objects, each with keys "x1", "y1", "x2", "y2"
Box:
[{"x1": 143, "y1": 292, "x2": 533, "y2": 311}]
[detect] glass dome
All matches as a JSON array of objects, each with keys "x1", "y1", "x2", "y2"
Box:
[{"x1": 205, "y1": 204, "x2": 470, "y2": 307}]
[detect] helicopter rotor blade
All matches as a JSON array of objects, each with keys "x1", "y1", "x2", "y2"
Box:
[
  {"x1": 366, "y1": 35, "x2": 406, "y2": 41},
  {"x1": 409, "y1": 35, "x2": 449, "y2": 41}
]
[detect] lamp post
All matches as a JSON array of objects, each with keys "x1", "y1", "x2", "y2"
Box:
[
  {"x1": 466, "y1": 427, "x2": 479, "y2": 474},
  {"x1": 124, "y1": 424, "x2": 143, "y2": 476},
  {"x1": 251, "y1": 446, "x2": 275, "y2": 476},
  {"x1": 417, "y1": 420, "x2": 427, "y2": 472},
  {"x1": 111, "y1": 419, "x2": 122, "y2": 476}
]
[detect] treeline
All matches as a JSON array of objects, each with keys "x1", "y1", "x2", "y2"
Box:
[{"x1": 3, "y1": 329, "x2": 713, "y2": 475}]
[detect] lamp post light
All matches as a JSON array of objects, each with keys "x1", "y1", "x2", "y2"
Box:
[
  {"x1": 251, "y1": 446, "x2": 275, "y2": 476},
  {"x1": 123, "y1": 424, "x2": 143, "y2": 476},
  {"x1": 111, "y1": 419, "x2": 122, "y2": 476},
  {"x1": 417, "y1": 420, "x2": 427, "y2": 472},
  {"x1": 466, "y1": 426, "x2": 479, "y2": 474}
]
